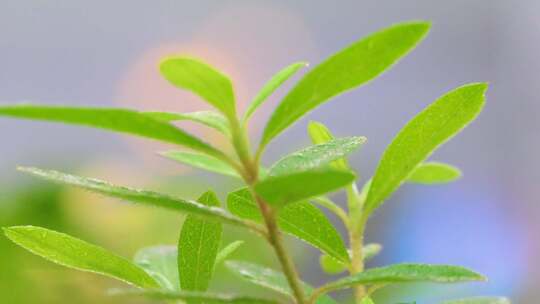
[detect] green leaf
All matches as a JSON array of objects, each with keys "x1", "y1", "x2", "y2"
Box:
[
  {"x1": 134, "y1": 245, "x2": 179, "y2": 291},
  {"x1": 215, "y1": 241, "x2": 244, "y2": 266},
  {"x1": 408, "y1": 162, "x2": 462, "y2": 184},
  {"x1": 255, "y1": 169, "x2": 356, "y2": 207},
  {"x1": 319, "y1": 263, "x2": 486, "y2": 293},
  {"x1": 225, "y1": 260, "x2": 337, "y2": 304},
  {"x1": 360, "y1": 161, "x2": 460, "y2": 200},
  {"x1": 243, "y1": 62, "x2": 308, "y2": 122},
  {"x1": 319, "y1": 254, "x2": 347, "y2": 274},
  {"x1": 109, "y1": 289, "x2": 278, "y2": 304},
  {"x1": 179, "y1": 191, "x2": 223, "y2": 291},
  {"x1": 18, "y1": 167, "x2": 262, "y2": 231},
  {"x1": 260, "y1": 21, "x2": 430, "y2": 149},
  {"x1": 3, "y1": 226, "x2": 158, "y2": 289},
  {"x1": 132, "y1": 241, "x2": 244, "y2": 292},
  {"x1": 442, "y1": 297, "x2": 511, "y2": 304},
  {"x1": 227, "y1": 188, "x2": 349, "y2": 263},
  {"x1": 0, "y1": 104, "x2": 223, "y2": 158},
  {"x1": 307, "y1": 121, "x2": 349, "y2": 170},
  {"x1": 319, "y1": 243, "x2": 382, "y2": 274},
  {"x1": 360, "y1": 297, "x2": 375, "y2": 304},
  {"x1": 160, "y1": 57, "x2": 236, "y2": 120},
  {"x1": 144, "y1": 110, "x2": 231, "y2": 137},
  {"x1": 268, "y1": 136, "x2": 366, "y2": 176},
  {"x1": 160, "y1": 150, "x2": 239, "y2": 177},
  {"x1": 365, "y1": 83, "x2": 488, "y2": 214}
]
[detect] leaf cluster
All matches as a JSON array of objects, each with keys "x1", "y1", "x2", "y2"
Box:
[{"x1": 1, "y1": 21, "x2": 506, "y2": 304}]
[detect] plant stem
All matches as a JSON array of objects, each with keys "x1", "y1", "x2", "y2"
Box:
[
  {"x1": 346, "y1": 183, "x2": 367, "y2": 302},
  {"x1": 231, "y1": 117, "x2": 306, "y2": 304},
  {"x1": 255, "y1": 195, "x2": 307, "y2": 304},
  {"x1": 230, "y1": 119, "x2": 256, "y2": 179},
  {"x1": 312, "y1": 196, "x2": 349, "y2": 227}
]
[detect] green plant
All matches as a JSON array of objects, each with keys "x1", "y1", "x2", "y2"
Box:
[{"x1": 0, "y1": 21, "x2": 509, "y2": 304}]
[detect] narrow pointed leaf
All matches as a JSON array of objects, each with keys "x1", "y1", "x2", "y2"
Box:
[
  {"x1": 365, "y1": 83, "x2": 488, "y2": 214},
  {"x1": 244, "y1": 62, "x2": 308, "y2": 121},
  {"x1": 225, "y1": 260, "x2": 337, "y2": 304},
  {"x1": 227, "y1": 188, "x2": 349, "y2": 263},
  {"x1": 442, "y1": 297, "x2": 511, "y2": 304},
  {"x1": 17, "y1": 167, "x2": 262, "y2": 231},
  {"x1": 308, "y1": 121, "x2": 349, "y2": 170},
  {"x1": 408, "y1": 162, "x2": 462, "y2": 184},
  {"x1": 0, "y1": 104, "x2": 223, "y2": 158},
  {"x1": 134, "y1": 245, "x2": 179, "y2": 291},
  {"x1": 3, "y1": 226, "x2": 158, "y2": 289},
  {"x1": 215, "y1": 241, "x2": 244, "y2": 266},
  {"x1": 160, "y1": 150, "x2": 239, "y2": 177},
  {"x1": 319, "y1": 263, "x2": 486, "y2": 293},
  {"x1": 260, "y1": 21, "x2": 430, "y2": 148},
  {"x1": 144, "y1": 110, "x2": 231, "y2": 136},
  {"x1": 160, "y1": 57, "x2": 236, "y2": 119},
  {"x1": 179, "y1": 191, "x2": 223, "y2": 291},
  {"x1": 109, "y1": 289, "x2": 278, "y2": 304},
  {"x1": 268, "y1": 136, "x2": 366, "y2": 176},
  {"x1": 255, "y1": 169, "x2": 356, "y2": 207}
]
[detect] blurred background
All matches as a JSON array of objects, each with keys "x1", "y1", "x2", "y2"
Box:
[{"x1": 0, "y1": 0, "x2": 538, "y2": 303}]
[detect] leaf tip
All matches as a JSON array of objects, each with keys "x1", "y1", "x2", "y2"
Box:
[
  {"x1": 16, "y1": 166, "x2": 39, "y2": 176},
  {"x1": 477, "y1": 272, "x2": 489, "y2": 282},
  {"x1": 356, "y1": 136, "x2": 368, "y2": 145},
  {"x1": 158, "y1": 56, "x2": 177, "y2": 73},
  {"x1": 1, "y1": 226, "x2": 12, "y2": 235},
  {"x1": 394, "y1": 20, "x2": 432, "y2": 39},
  {"x1": 16, "y1": 165, "x2": 31, "y2": 171},
  {"x1": 464, "y1": 82, "x2": 489, "y2": 93},
  {"x1": 156, "y1": 150, "x2": 172, "y2": 158},
  {"x1": 407, "y1": 20, "x2": 432, "y2": 32},
  {"x1": 2, "y1": 225, "x2": 28, "y2": 239}
]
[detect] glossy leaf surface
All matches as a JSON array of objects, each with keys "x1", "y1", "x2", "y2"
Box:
[
  {"x1": 227, "y1": 188, "x2": 349, "y2": 263},
  {"x1": 307, "y1": 121, "x2": 350, "y2": 170},
  {"x1": 268, "y1": 137, "x2": 365, "y2": 176},
  {"x1": 261, "y1": 21, "x2": 430, "y2": 148},
  {"x1": 255, "y1": 169, "x2": 356, "y2": 207},
  {"x1": 160, "y1": 57, "x2": 236, "y2": 119},
  {"x1": 321, "y1": 263, "x2": 486, "y2": 292},
  {"x1": 178, "y1": 191, "x2": 223, "y2": 291},
  {"x1": 365, "y1": 83, "x2": 488, "y2": 213},
  {"x1": 0, "y1": 104, "x2": 222, "y2": 157},
  {"x1": 18, "y1": 167, "x2": 258, "y2": 230},
  {"x1": 244, "y1": 62, "x2": 308, "y2": 121},
  {"x1": 4, "y1": 226, "x2": 158, "y2": 289}
]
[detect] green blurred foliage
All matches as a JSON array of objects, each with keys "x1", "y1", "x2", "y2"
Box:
[{"x1": 0, "y1": 172, "x2": 287, "y2": 303}]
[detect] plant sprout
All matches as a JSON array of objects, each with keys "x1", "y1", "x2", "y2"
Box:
[{"x1": 0, "y1": 21, "x2": 509, "y2": 304}]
